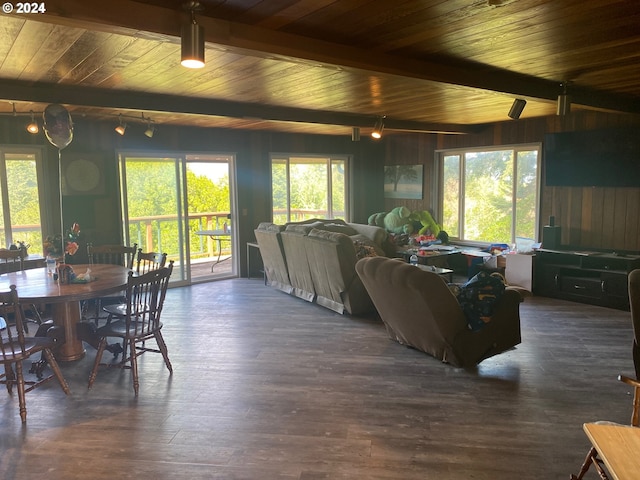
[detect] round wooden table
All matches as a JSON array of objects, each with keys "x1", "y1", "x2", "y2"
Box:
[{"x1": 0, "y1": 264, "x2": 131, "y2": 361}]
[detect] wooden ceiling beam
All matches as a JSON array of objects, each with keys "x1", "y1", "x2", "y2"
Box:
[
  {"x1": 23, "y1": 0, "x2": 640, "y2": 114},
  {"x1": 0, "y1": 78, "x2": 480, "y2": 134}
]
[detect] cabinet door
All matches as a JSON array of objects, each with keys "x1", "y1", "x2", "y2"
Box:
[
  {"x1": 602, "y1": 272, "x2": 629, "y2": 308},
  {"x1": 536, "y1": 264, "x2": 560, "y2": 296}
]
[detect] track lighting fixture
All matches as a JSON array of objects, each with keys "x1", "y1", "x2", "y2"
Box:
[
  {"x1": 557, "y1": 82, "x2": 571, "y2": 116},
  {"x1": 115, "y1": 114, "x2": 126, "y2": 135},
  {"x1": 508, "y1": 99, "x2": 526, "y2": 120},
  {"x1": 371, "y1": 116, "x2": 385, "y2": 139},
  {"x1": 181, "y1": 1, "x2": 205, "y2": 68},
  {"x1": 26, "y1": 110, "x2": 39, "y2": 134},
  {"x1": 144, "y1": 121, "x2": 155, "y2": 138}
]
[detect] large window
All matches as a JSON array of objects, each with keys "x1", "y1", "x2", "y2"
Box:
[
  {"x1": 439, "y1": 145, "x2": 540, "y2": 244},
  {"x1": 0, "y1": 147, "x2": 45, "y2": 253},
  {"x1": 271, "y1": 154, "x2": 348, "y2": 224}
]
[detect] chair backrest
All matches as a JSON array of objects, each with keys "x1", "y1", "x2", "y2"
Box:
[
  {"x1": 87, "y1": 243, "x2": 138, "y2": 269},
  {"x1": 0, "y1": 249, "x2": 24, "y2": 272},
  {"x1": 136, "y1": 249, "x2": 167, "y2": 275},
  {"x1": 123, "y1": 261, "x2": 173, "y2": 336},
  {"x1": 630, "y1": 269, "x2": 640, "y2": 379},
  {"x1": 618, "y1": 375, "x2": 640, "y2": 427},
  {"x1": 0, "y1": 285, "x2": 27, "y2": 358}
]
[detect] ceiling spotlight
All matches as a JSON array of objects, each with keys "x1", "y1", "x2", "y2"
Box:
[
  {"x1": 557, "y1": 82, "x2": 571, "y2": 116},
  {"x1": 371, "y1": 116, "x2": 385, "y2": 139},
  {"x1": 181, "y1": 1, "x2": 205, "y2": 68},
  {"x1": 144, "y1": 122, "x2": 155, "y2": 138},
  {"x1": 508, "y1": 98, "x2": 526, "y2": 120},
  {"x1": 26, "y1": 110, "x2": 39, "y2": 134},
  {"x1": 115, "y1": 114, "x2": 126, "y2": 135}
]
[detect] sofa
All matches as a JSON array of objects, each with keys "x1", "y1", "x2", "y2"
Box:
[
  {"x1": 355, "y1": 256, "x2": 523, "y2": 367},
  {"x1": 253, "y1": 222, "x2": 293, "y2": 294},
  {"x1": 254, "y1": 219, "x2": 390, "y2": 315}
]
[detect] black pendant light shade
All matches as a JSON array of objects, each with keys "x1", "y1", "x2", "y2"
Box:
[{"x1": 181, "y1": 21, "x2": 205, "y2": 68}]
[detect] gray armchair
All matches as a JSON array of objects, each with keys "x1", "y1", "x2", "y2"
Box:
[{"x1": 355, "y1": 256, "x2": 522, "y2": 368}]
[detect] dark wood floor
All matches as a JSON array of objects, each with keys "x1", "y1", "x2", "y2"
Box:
[{"x1": 1, "y1": 279, "x2": 636, "y2": 480}]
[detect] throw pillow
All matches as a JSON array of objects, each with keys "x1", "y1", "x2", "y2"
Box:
[
  {"x1": 353, "y1": 240, "x2": 379, "y2": 259},
  {"x1": 349, "y1": 234, "x2": 386, "y2": 256}
]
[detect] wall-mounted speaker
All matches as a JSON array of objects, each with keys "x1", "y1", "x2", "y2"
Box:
[{"x1": 508, "y1": 99, "x2": 527, "y2": 119}]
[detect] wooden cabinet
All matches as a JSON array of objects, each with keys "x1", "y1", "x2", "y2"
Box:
[{"x1": 534, "y1": 249, "x2": 640, "y2": 309}]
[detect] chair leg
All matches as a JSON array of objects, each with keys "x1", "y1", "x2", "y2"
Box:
[
  {"x1": 570, "y1": 447, "x2": 610, "y2": 480},
  {"x1": 4, "y1": 363, "x2": 15, "y2": 394},
  {"x1": 42, "y1": 349, "x2": 71, "y2": 395},
  {"x1": 88, "y1": 337, "x2": 108, "y2": 389},
  {"x1": 14, "y1": 360, "x2": 27, "y2": 423},
  {"x1": 154, "y1": 331, "x2": 173, "y2": 374},
  {"x1": 130, "y1": 338, "x2": 140, "y2": 396}
]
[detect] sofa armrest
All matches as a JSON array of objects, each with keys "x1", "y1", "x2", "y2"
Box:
[{"x1": 452, "y1": 288, "x2": 523, "y2": 367}]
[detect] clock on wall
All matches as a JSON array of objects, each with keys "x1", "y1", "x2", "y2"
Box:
[{"x1": 61, "y1": 154, "x2": 105, "y2": 196}]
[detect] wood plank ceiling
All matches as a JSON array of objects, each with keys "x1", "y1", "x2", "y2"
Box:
[{"x1": 1, "y1": 0, "x2": 639, "y2": 137}]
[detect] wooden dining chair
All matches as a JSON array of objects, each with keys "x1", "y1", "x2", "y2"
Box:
[
  {"x1": 88, "y1": 261, "x2": 174, "y2": 395},
  {"x1": 0, "y1": 285, "x2": 71, "y2": 423},
  {"x1": 87, "y1": 243, "x2": 138, "y2": 269},
  {"x1": 84, "y1": 243, "x2": 137, "y2": 324},
  {"x1": 0, "y1": 248, "x2": 44, "y2": 330},
  {"x1": 135, "y1": 249, "x2": 168, "y2": 275},
  {"x1": 570, "y1": 270, "x2": 640, "y2": 480},
  {"x1": 102, "y1": 250, "x2": 168, "y2": 326},
  {"x1": 569, "y1": 375, "x2": 640, "y2": 480}
]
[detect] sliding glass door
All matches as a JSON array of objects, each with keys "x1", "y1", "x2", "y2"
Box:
[{"x1": 119, "y1": 152, "x2": 236, "y2": 285}]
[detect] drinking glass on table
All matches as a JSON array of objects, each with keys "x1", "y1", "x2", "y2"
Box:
[{"x1": 46, "y1": 255, "x2": 57, "y2": 275}]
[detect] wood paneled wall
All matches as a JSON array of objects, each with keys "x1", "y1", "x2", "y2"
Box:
[
  {"x1": 0, "y1": 117, "x2": 385, "y2": 274},
  {"x1": 3, "y1": 110, "x2": 639, "y2": 264},
  {"x1": 382, "y1": 112, "x2": 640, "y2": 252}
]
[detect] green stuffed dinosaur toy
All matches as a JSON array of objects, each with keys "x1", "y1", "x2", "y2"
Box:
[
  {"x1": 384, "y1": 206, "x2": 414, "y2": 234},
  {"x1": 410, "y1": 210, "x2": 441, "y2": 236},
  {"x1": 368, "y1": 206, "x2": 415, "y2": 234}
]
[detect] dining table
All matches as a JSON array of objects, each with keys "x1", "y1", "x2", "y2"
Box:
[{"x1": 0, "y1": 263, "x2": 132, "y2": 361}]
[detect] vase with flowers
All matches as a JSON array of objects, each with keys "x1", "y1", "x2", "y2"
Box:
[{"x1": 43, "y1": 223, "x2": 81, "y2": 271}]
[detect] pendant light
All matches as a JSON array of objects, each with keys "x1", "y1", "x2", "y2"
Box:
[{"x1": 181, "y1": 1, "x2": 205, "y2": 68}]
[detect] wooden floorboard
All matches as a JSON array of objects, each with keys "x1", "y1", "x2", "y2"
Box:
[{"x1": 1, "y1": 279, "x2": 636, "y2": 479}]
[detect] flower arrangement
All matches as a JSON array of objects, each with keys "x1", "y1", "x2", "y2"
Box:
[{"x1": 44, "y1": 222, "x2": 81, "y2": 257}]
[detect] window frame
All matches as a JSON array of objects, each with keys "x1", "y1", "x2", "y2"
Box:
[
  {"x1": 0, "y1": 145, "x2": 49, "y2": 252},
  {"x1": 436, "y1": 143, "x2": 541, "y2": 246},
  {"x1": 269, "y1": 153, "x2": 350, "y2": 224}
]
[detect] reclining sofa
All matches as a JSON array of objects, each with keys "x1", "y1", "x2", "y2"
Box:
[
  {"x1": 254, "y1": 219, "x2": 390, "y2": 315},
  {"x1": 355, "y1": 256, "x2": 523, "y2": 367}
]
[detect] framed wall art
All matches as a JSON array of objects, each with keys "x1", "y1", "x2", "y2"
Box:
[{"x1": 384, "y1": 164, "x2": 423, "y2": 199}]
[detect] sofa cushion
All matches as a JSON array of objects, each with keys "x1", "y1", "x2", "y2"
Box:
[
  {"x1": 284, "y1": 224, "x2": 315, "y2": 235},
  {"x1": 348, "y1": 223, "x2": 387, "y2": 245},
  {"x1": 257, "y1": 222, "x2": 284, "y2": 233},
  {"x1": 315, "y1": 223, "x2": 359, "y2": 236}
]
